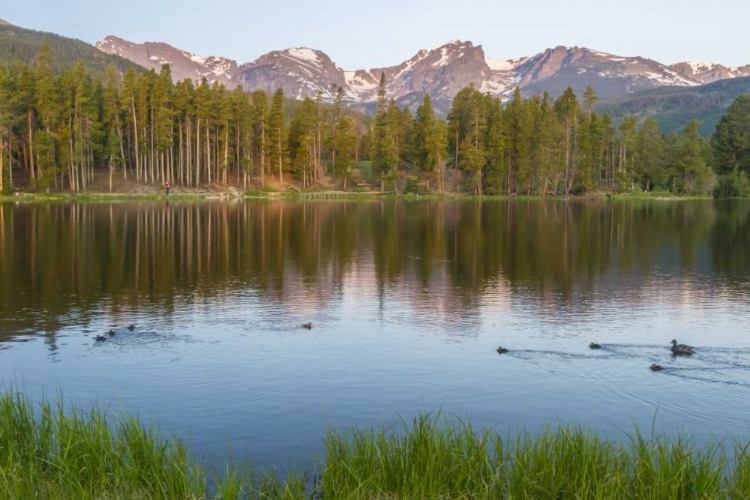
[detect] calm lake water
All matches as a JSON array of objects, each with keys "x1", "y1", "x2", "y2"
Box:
[{"x1": 1, "y1": 199, "x2": 750, "y2": 471}]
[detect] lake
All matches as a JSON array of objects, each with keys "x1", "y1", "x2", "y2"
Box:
[{"x1": 1, "y1": 199, "x2": 749, "y2": 472}]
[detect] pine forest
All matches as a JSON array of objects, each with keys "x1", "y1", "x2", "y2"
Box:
[{"x1": 1, "y1": 43, "x2": 749, "y2": 198}]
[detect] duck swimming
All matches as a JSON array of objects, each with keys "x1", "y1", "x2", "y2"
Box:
[
  {"x1": 302, "y1": 322, "x2": 313, "y2": 330},
  {"x1": 589, "y1": 343, "x2": 602, "y2": 350},
  {"x1": 94, "y1": 335, "x2": 106, "y2": 342},
  {"x1": 108, "y1": 330, "x2": 116, "y2": 336},
  {"x1": 128, "y1": 324, "x2": 135, "y2": 331},
  {"x1": 650, "y1": 363, "x2": 664, "y2": 372},
  {"x1": 670, "y1": 340, "x2": 695, "y2": 356},
  {"x1": 496, "y1": 347, "x2": 509, "y2": 355}
]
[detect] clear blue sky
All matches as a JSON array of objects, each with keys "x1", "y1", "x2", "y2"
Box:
[{"x1": 4, "y1": 0, "x2": 749, "y2": 69}]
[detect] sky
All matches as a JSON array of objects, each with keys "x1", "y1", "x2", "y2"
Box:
[{"x1": 4, "y1": 0, "x2": 750, "y2": 69}]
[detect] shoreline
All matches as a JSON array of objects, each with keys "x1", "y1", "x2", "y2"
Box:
[
  {"x1": 1, "y1": 391, "x2": 749, "y2": 499},
  {"x1": 0, "y1": 190, "x2": 725, "y2": 203}
]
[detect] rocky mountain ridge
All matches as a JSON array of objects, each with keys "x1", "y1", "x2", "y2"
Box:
[
  {"x1": 95, "y1": 36, "x2": 750, "y2": 113},
  {"x1": 668, "y1": 61, "x2": 750, "y2": 84}
]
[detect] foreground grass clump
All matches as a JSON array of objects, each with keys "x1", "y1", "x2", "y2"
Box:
[
  {"x1": 0, "y1": 392, "x2": 207, "y2": 499},
  {"x1": 2, "y1": 392, "x2": 750, "y2": 499},
  {"x1": 324, "y1": 415, "x2": 750, "y2": 499}
]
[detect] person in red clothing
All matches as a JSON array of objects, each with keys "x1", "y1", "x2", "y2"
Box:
[{"x1": 165, "y1": 181, "x2": 170, "y2": 196}]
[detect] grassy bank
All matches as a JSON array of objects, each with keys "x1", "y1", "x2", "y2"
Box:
[{"x1": 1, "y1": 393, "x2": 750, "y2": 499}]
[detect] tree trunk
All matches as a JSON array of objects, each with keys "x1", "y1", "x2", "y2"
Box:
[
  {"x1": 132, "y1": 98, "x2": 140, "y2": 184},
  {"x1": 0, "y1": 132, "x2": 4, "y2": 193},
  {"x1": 27, "y1": 111, "x2": 35, "y2": 181},
  {"x1": 224, "y1": 126, "x2": 229, "y2": 186},
  {"x1": 207, "y1": 126, "x2": 211, "y2": 187},
  {"x1": 278, "y1": 125, "x2": 283, "y2": 185},
  {"x1": 260, "y1": 122, "x2": 265, "y2": 188},
  {"x1": 196, "y1": 118, "x2": 201, "y2": 187},
  {"x1": 7, "y1": 133, "x2": 12, "y2": 190}
]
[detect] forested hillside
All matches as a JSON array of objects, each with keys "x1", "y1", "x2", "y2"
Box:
[
  {"x1": 598, "y1": 76, "x2": 750, "y2": 136},
  {"x1": 0, "y1": 22, "x2": 142, "y2": 79},
  {"x1": 1, "y1": 52, "x2": 748, "y2": 197}
]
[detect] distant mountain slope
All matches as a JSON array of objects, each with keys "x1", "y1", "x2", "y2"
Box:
[
  {"x1": 96, "y1": 36, "x2": 236, "y2": 86},
  {"x1": 669, "y1": 62, "x2": 750, "y2": 84},
  {"x1": 0, "y1": 22, "x2": 143, "y2": 79},
  {"x1": 516, "y1": 46, "x2": 698, "y2": 100},
  {"x1": 597, "y1": 76, "x2": 750, "y2": 136}
]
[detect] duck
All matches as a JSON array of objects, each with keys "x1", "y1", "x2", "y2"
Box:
[
  {"x1": 589, "y1": 343, "x2": 602, "y2": 350},
  {"x1": 650, "y1": 363, "x2": 664, "y2": 372},
  {"x1": 670, "y1": 340, "x2": 695, "y2": 356},
  {"x1": 496, "y1": 346, "x2": 509, "y2": 355},
  {"x1": 302, "y1": 322, "x2": 313, "y2": 330},
  {"x1": 128, "y1": 324, "x2": 135, "y2": 331},
  {"x1": 94, "y1": 335, "x2": 107, "y2": 342},
  {"x1": 108, "y1": 330, "x2": 116, "y2": 336}
]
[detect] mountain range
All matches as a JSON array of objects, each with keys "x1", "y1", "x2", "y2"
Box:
[
  {"x1": 1, "y1": 18, "x2": 749, "y2": 135},
  {"x1": 96, "y1": 35, "x2": 750, "y2": 114}
]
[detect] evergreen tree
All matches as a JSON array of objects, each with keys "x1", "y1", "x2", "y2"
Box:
[
  {"x1": 371, "y1": 73, "x2": 398, "y2": 191},
  {"x1": 675, "y1": 120, "x2": 714, "y2": 195},
  {"x1": 617, "y1": 116, "x2": 638, "y2": 191},
  {"x1": 483, "y1": 97, "x2": 505, "y2": 195},
  {"x1": 0, "y1": 66, "x2": 9, "y2": 192},
  {"x1": 425, "y1": 119, "x2": 448, "y2": 194},
  {"x1": 288, "y1": 97, "x2": 316, "y2": 187},
  {"x1": 583, "y1": 86, "x2": 598, "y2": 117},
  {"x1": 33, "y1": 42, "x2": 60, "y2": 187},
  {"x1": 329, "y1": 86, "x2": 345, "y2": 177},
  {"x1": 633, "y1": 118, "x2": 666, "y2": 191},
  {"x1": 534, "y1": 93, "x2": 564, "y2": 195},
  {"x1": 334, "y1": 116, "x2": 357, "y2": 189},
  {"x1": 555, "y1": 87, "x2": 580, "y2": 195},
  {"x1": 413, "y1": 94, "x2": 436, "y2": 188},
  {"x1": 102, "y1": 65, "x2": 123, "y2": 191},
  {"x1": 251, "y1": 90, "x2": 268, "y2": 187},
  {"x1": 712, "y1": 94, "x2": 750, "y2": 175},
  {"x1": 267, "y1": 88, "x2": 286, "y2": 184}
]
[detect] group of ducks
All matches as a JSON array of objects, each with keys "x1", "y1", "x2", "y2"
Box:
[
  {"x1": 496, "y1": 339, "x2": 696, "y2": 372},
  {"x1": 589, "y1": 339, "x2": 695, "y2": 371},
  {"x1": 94, "y1": 324, "x2": 135, "y2": 342},
  {"x1": 94, "y1": 322, "x2": 310, "y2": 342}
]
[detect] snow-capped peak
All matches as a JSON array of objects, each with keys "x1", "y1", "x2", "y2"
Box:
[{"x1": 685, "y1": 61, "x2": 734, "y2": 73}]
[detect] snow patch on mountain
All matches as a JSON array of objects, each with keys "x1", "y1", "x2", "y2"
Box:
[
  {"x1": 486, "y1": 58, "x2": 512, "y2": 71},
  {"x1": 687, "y1": 62, "x2": 722, "y2": 72},
  {"x1": 189, "y1": 54, "x2": 206, "y2": 65},
  {"x1": 432, "y1": 47, "x2": 451, "y2": 68},
  {"x1": 285, "y1": 48, "x2": 320, "y2": 65},
  {"x1": 344, "y1": 70, "x2": 378, "y2": 93},
  {"x1": 643, "y1": 70, "x2": 699, "y2": 86}
]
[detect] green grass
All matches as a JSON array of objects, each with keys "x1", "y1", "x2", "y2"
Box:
[
  {"x1": 323, "y1": 414, "x2": 750, "y2": 499},
  {"x1": 0, "y1": 392, "x2": 205, "y2": 499},
  {"x1": 1, "y1": 393, "x2": 750, "y2": 499}
]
